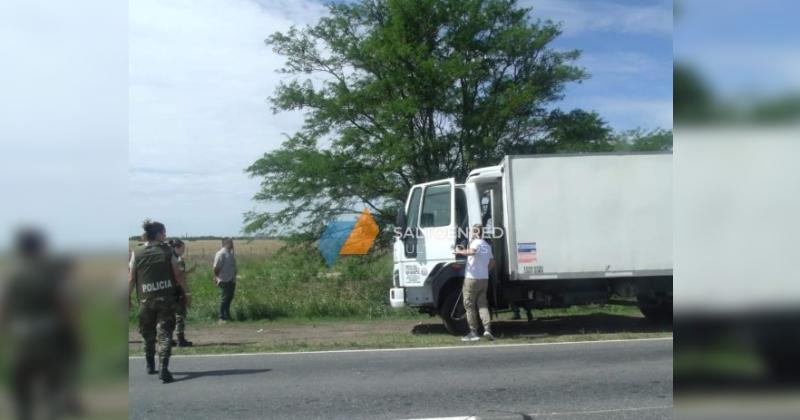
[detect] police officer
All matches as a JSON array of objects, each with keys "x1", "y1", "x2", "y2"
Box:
[
  {"x1": 128, "y1": 220, "x2": 192, "y2": 383},
  {"x1": 168, "y1": 239, "x2": 194, "y2": 347},
  {"x1": 1, "y1": 229, "x2": 82, "y2": 418}
]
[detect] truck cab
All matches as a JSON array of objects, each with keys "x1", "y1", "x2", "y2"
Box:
[{"x1": 389, "y1": 167, "x2": 506, "y2": 333}]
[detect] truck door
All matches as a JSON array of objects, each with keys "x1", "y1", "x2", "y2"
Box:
[
  {"x1": 485, "y1": 188, "x2": 506, "y2": 280},
  {"x1": 415, "y1": 178, "x2": 457, "y2": 266},
  {"x1": 400, "y1": 186, "x2": 424, "y2": 259}
]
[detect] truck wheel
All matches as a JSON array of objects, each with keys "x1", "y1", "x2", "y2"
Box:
[
  {"x1": 761, "y1": 347, "x2": 800, "y2": 383},
  {"x1": 757, "y1": 324, "x2": 800, "y2": 383},
  {"x1": 637, "y1": 296, "x2": 672, "y2": 323},
  {"x1": 440, "y1": 288, "x2": 469, "y2": 336}
]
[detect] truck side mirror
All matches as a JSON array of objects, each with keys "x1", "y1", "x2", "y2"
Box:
[{"x1": 395, "y1": 208, "x2": 407, "y2": 232}]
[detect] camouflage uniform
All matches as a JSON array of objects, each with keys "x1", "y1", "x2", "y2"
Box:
[
  {"x1": 132, "y1": 242, "x2": 178, "y2": 374},
  {"x1": 4, "y1": 258, "x2": 79, "y2": 419},
  {"x1": 174, "y1": 257, "x2": 187, "y2": 336},
  {"x1": 138, "y1": 297, "x2": 176, "y2": 364}
]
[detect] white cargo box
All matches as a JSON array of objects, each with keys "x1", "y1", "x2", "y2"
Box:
[
  {"x1": 502, "y1": 153, "x2": 672, "y2": 280},
  {"x1": 674, "y1": 129, "x2": 800, "y2": 311}
]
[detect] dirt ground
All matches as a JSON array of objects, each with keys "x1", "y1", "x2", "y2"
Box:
[
  {"x1": 129, "y1": 319, "x2": 423, "y2": 348},
  {"x1": 129, "y1": 313, "x2": 672, "y2": 355}
]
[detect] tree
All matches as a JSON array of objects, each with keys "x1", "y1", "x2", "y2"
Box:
[
  {"x1": 749, "y1": 94, "x2": 800, "y2": 123},
  {"x1": 611, "y1": 128, "x2": 673, "y2": 152},
  {"x1": 246, "y1": 0, "x2": 592, "y2": 237},
  {"x1": 674, "y1": 62, "x2": 714, "y2": 123},
  {"x1": 530, "y1": 109, "x2": 613, "y2": 154}
]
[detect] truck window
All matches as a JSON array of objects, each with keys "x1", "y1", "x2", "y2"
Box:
[
  {"x1": 420, "y1": 184, "x2": 451, "y2": 228},
  {"x1": 407, "y1": 187, "x2": 422, "y2": 228},
  {"x1": 455, "y1": 188, "x2": 468, "y2": 246},
  {"x1": 481, "y1": 191, "x2": 492, "y2": 228}
]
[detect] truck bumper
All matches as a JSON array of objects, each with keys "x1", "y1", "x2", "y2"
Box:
[{"x1": 389, "y1": 288, "x2": 405, "y2": 308}]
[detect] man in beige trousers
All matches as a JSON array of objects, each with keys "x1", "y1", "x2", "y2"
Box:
[{"x1": 454, "y1": 224, "x2": 495, "y2": 341}]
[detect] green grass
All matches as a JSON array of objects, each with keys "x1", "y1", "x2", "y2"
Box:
[
  {"x1": 129, "y1": 245, "x2": 647, "y2": 324},
  {"x1": 674, "y1": 337, "x2": 767, "y2": 379},
  {"x1": 130, "y1": 246, "x2": 418, "y2": 323}
]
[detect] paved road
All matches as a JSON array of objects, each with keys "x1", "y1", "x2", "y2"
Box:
[{"x1": 129, "y1": 338, "x2": 672, "y2": 420}]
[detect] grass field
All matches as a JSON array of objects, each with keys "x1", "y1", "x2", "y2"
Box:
[
  {"x1": 127, "y1": 244, "x2": 672, "y2": 354},
  {"x1": 128, "y1": 244, "x2": 417, "y2": 323},
  {"x1": 129, "y1": 239, "x2": 284, "y2": 265}
]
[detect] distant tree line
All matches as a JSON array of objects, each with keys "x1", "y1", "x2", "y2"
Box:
[
  {"x1": 128, "y1": 234, "x2": 283, "y2": 242},
  {"x1": 675, "y1": 62, "x2": 800, "y2": 124}
]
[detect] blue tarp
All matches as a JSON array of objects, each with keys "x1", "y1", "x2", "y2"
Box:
[{"x1": 319, "y1": 220, "x2": 356, "y2": 267}]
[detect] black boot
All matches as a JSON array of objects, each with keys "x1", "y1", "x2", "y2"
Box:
[
  {"x1": 159, "y1": 359, "x2": 174, "y2": 384},
  {"x1": 145, "y1": 355, "x2": 157, "y2": 375},
  {"x1": 169, "y1": 337, "x2": 177, "y2": 347},
  {"x1": 177, "y1": 334, "x2": 193, "y2": 347},
  {"x1": 526, "y1": 311, "x2": 534, "y2": 323}
]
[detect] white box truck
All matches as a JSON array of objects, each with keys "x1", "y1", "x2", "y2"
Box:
[
  {"x1": 390, "y1": 152, "x2": 673, "y2": 334},
  {"x1": 674, "y1": 128, "x2": 800, "y2": 380}
]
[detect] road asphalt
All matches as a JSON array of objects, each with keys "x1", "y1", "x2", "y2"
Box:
[{"x1": 129, "y1": 338, "x2": 672, "y2": 419}]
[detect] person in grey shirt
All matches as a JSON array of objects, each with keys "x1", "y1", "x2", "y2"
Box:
[{"x1": 213, "y1": 238, "x2": 237, "y2": 323}]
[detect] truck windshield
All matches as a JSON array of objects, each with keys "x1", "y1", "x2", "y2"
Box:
[{"x1": 420, "y1": 184, "x2": 451, "y2": 228}]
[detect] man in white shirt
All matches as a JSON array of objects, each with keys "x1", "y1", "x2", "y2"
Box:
[
  {"x1": 454, "y1": 223, "x2": 495, "y2": 341},
  {"x1": 213, "y1": 238, "x2": 237, "y2": 323}
]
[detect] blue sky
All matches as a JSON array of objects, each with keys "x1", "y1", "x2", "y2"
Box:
[
  {"x1": 529, "y1": 0, "x2": 672, "y2": 130},
  {"x1": 128, "y1": 0, "x2": 673, "y2": 236},
  {"x1": 1, "y1": 0, "x2": 128, "y2": 250},
  {"x1": 674, "y1": 0, "x2": 800, "y2": 98}
]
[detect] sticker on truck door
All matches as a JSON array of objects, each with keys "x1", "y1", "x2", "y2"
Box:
[{"x1": 404, "y1": 264, "x2": 421, "y2": 283}]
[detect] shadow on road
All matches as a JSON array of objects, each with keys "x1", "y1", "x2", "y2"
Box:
[
  {"x1": 190, "y1": 342, "x2": 258, "y2": 347},
  {"x1": 171, "y1": 368, "x2": 272, "y2": 383},
  {"x1": 128, "y1": 340, "x2": 259, "y2": 347},
  {"x1": 411, "y1": 313, "x2": 672, "y2": 337}
]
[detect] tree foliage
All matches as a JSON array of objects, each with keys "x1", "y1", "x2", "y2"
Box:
[
  {"x1": 246, "y1": 0, "x2": 657, "y2": 237},
  {"x1": 674, "y1": 62, "x2": 714, "y2": 123},
  {"x1": 612, "y1": 128, "x2": 672, "y2": 152},
  {"x1": 531, "y1": 109, "x2": 613, "y2": 153}
]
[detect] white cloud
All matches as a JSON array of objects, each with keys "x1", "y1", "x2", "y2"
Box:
[
  {"x1": 526, "y1": 0, "x2": 672, "y2": 37},
  {"x1": 585, "y1": 97, "x2": 673, "y2": 130},
  {"x1": 579, "y1": 51, "x2": 666, "y2": 77},
  {"x1": 561, "y1": 51, "x2": 671, "y2": 130},
  {"x1": 129, "y1": 0, "x2": 326, "y2": 235}
]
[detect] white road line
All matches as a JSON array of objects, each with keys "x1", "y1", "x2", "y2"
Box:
[
  {"x1": 517, "y1": 405, "x2": 673, "y2": 417},
  {"x1": 402, "y1": 417, "x2": 478, "y2": 420},
  {"x1": 128, "y1": 336, "x2": 672, "y2": 359},
  {"x1": 402, "y1": 405, "x2": 672, "y2": 419}
]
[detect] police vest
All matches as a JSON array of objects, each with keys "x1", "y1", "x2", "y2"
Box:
[{"x1": 134, "y1": 243, "x2": 176, "y2": 300}]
